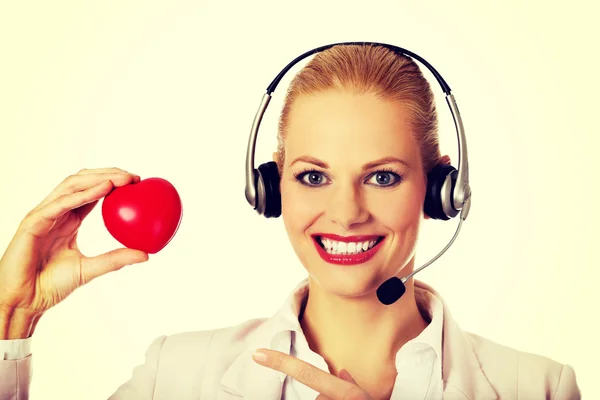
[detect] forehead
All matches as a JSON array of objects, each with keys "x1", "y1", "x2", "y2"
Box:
[{"x1": 285, "y1": 90, "x2": 419, "y2": 166}]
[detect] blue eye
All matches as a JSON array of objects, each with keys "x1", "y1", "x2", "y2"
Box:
[
  {"x1": 366, "y1": 171, "x2": 402, "y2": 187},
  {"x1": 295, "y1": 170, "x2": 327, "y2": 187}
]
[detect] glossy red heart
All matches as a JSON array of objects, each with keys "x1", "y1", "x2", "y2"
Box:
[{"x1": 101, "y1": 177, "x2": 183, "y2": 254}]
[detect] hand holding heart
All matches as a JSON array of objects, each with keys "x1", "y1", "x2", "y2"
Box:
[
  {"x1": 252, "y1": 349, "x2": 374, "y2": 400},
  {"x1": 0, "y1": 167, "x2": 180, "y2": 339}
]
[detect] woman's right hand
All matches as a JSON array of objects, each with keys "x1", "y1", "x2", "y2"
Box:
[{"x1": 0, "y1": 168, "x2": 150, "y2": 339}]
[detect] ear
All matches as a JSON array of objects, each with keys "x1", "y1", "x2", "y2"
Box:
[{"x1": 439, "y1": 155, "x2": 451, "y2": 165}]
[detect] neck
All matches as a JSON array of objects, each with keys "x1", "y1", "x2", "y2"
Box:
[{"x1": 299, "y1": 261, "x2": 429, "y2": 377}]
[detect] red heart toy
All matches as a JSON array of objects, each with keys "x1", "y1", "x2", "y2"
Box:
[{"x1": 101, "y1": 177, "x2": 182, "y2": 254}]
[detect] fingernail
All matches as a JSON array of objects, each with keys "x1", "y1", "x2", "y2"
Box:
[{"x1": 252, "y1": 350, "x2": 267, "y2": 362}]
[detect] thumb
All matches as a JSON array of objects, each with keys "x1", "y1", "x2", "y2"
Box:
[
  {"x1": 338, "y1": 369, "x2": 357, "y2": 384},
  {"x1": 81, "y1": 248, "x2": 149, "y2": 283}
]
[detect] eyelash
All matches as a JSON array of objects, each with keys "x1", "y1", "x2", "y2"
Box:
[{"x1": 293, "y1": 167, "x2": 404, "y2": 188}]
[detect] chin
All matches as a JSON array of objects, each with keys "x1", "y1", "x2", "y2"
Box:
[
  {"x1": 309, "y1": 268, "x2": 380, "y2": 298},
  {"x1": 303, "y1": 258, "x2": 393, "y2": 301}
]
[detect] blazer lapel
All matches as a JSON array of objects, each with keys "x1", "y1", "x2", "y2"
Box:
[
  {"x1": 217, "y1": 348, "x2": 285, "y2": 400},
  {"x1": 218, "y1": 279, "x2": 312, "y2": 400},
  {"x1": 415, "y1": 281, "x2": 498, "y2": 400},
  {"x1": 218, "y1": 317, "x2": 293, "y2": 400}
]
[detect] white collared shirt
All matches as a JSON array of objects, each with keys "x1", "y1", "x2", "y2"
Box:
[{"x1": 269, "y1": 278, "x2": 444, "y2": 400}]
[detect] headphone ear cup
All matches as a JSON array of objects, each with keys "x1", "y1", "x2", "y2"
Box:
[
  {"x1": 256, "y1": 161, "x2": 282, "y2": 218},
  {"x1": 424, "y1": 164, "x2": 458, "y2": 220}
]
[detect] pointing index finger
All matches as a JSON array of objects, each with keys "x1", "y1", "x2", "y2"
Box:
[{"x1": 252, "y1": 349, "x2": 366, "y2": 400}]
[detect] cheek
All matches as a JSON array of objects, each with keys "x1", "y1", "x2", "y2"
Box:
[
  {"x1": 280, "y1": 180, "x2": 324, "y2": 233},
  {"x1": 370, "y1": 182, "x2": 425, "y2": 230}
]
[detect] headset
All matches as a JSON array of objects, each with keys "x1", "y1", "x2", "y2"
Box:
[{"x1": 244, "y1": 42, "x2": 472, "y2": 304}]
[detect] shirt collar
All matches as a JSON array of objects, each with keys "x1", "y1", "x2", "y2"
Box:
[
  {"x1": 268, "y1": 277, "x2": 443, "y2": 361},
  {"x1": 399, "y1": 283, "x2": 444, "y2": 363},
  {"x1": 268, "y1": 278, "x2": 308, "y2": 341}
]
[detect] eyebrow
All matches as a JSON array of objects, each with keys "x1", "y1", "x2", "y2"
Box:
[{"x1": 290, "y1": 155, "x2": 410, "y2": 170}]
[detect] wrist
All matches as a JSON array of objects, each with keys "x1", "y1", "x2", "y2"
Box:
[{"x1": 0, "y1": 305, "x2": 41, "y2": 339}]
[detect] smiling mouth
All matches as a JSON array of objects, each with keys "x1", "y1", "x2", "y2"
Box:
[{"x1": 314, "y1": 235, "x2": 385, "y2": 255}]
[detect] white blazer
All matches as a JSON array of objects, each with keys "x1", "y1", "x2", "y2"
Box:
[
  {"x1": 107, "y1": 280, "x2": 579, "y2": 399},
  {"x1": 0, "y1": 280, "x2": 581, "y2": 399}
]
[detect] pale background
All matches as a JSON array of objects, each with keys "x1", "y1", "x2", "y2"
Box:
[{"x1": 0, "y1": 0, "x2": 597, "y2": 398}]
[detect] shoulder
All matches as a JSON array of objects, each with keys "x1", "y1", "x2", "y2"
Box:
[
  {"x1": 111, "y1": 318, "x2": 269, "y2": 398},
  {"x1": 464, "y1": 332, "x2": 580, "y2": 399},
  {"x1": 157, "y1": 317, "x2": 268, "y2": 359},
  {"x1": 148, "y1": 317, "x2": 269, "y2": 375}
]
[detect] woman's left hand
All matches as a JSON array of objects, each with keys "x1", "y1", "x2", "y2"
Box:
[{"x1": 252, "y1": 348, "x2": 373, "y2": 400}]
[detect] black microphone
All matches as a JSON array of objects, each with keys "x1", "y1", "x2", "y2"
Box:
[
  {"x1": 375, "y1": 216, "x2": 466, "y2": 306},
  {"x1": 376, "y1": 277, "x2": 406, "y2": 305}
]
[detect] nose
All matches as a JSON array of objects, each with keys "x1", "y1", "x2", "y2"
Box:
[{"x1": 325, "y1": 181, "x2": 369, "y2": 230}]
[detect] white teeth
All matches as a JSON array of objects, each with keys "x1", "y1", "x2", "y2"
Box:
[
  {"x1": 347, "y1": 242, "x2": 356, "y2": 253},
  {"x1": 318, "y1": 237, "x2": 381, "y2": 255}
]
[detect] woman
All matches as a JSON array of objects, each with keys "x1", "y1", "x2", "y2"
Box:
[{"x1": 0, "y1": 44, "x2": 580, "y2": 399}]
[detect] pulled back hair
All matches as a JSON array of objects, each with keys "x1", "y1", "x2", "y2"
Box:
[{"x1": 275, "y1": 44, "x2": 442, "y2": 176}]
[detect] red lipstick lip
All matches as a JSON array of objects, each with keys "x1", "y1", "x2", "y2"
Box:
[
  {"x1": 312, "y1": 235, "x2": 385, "y2": 266},
  {"x1": 313, "y1": 233, "x2": 383, "y2": 242}
]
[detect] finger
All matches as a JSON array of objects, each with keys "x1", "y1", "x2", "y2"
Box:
[
  {"x1": 80, "y1": 248, "x2": 149, "y2": 284},
  {"x1": 73, "y1": 173, "x2": 141, "y2": 221},
  {"x1": 33, "y1": 171, "x2": 140, "y2": 212},
  {"x1": 75, "y1": 199, "x2": 100, "y2": 221},
  {"x1": 252, "y1": 349, "x2": 359, "y2": 399},
  {"x1": 338, "y1": 369, "x2": 357, "y2": 384},
  {"x1": 76, "y1": 167, "x2": 130, "y2": 175},
  {"x1": 20, "y1": 180, "x2": 115, "y2": 237}
]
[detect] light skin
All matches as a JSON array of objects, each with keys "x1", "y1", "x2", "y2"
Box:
[{"x1": 253, "y1": 90, "x2": 450, "y2": 399}]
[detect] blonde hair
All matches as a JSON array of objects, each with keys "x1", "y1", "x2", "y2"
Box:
[{"x1": 275, "y1": 44, "x2": 441, "y2": 175}]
